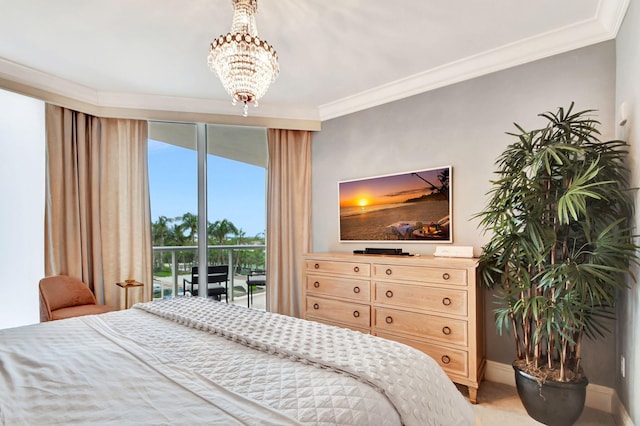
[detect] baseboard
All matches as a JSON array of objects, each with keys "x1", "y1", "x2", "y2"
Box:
[
  {"x1": 484, "y1": 361, "x2": 614, "y2": 414},
  {"x1": 612, "y1": 391, "x2": 634, "y2": 426},
  {"x1": 483, "y1": 360, "x2": 514, "y2": 385}
]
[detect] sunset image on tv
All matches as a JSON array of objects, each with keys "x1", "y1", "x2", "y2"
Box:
[{"x1": 339, "y1": 166, "x2": 451, "y2": 241}]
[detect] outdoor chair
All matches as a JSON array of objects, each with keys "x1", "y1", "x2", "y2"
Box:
[
  {"x1": 183, "y1": 265, "x2": 229, "y2": 302},
  {"x1": 39, "y1": 275, "x2": 113, "y2": 322},
  {"x1": 246, "y1": 269, "x2": 266, "y2": 308}
]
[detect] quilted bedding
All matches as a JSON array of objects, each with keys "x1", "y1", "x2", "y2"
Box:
[{"x1": 0, "y1": 297, "x2": 474, "y2": 425}]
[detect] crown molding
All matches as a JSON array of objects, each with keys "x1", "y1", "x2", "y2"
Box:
[
  {"x1": 0, "y1": 57, "x2": 98, "y2": 105},
  {"x1": 0, "y1": 57, "x2": 321, "y2": 130},
  {"x1": 95, "y1": 91, "x2": 321, "y2": 124},
  {"x1": 318, "y1": 0, "x2": 630, "y2": 121},
  {"x1": 597, "y1": 0, "x2": 631, "y2": 36}
]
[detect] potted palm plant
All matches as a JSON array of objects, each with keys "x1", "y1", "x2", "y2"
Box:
[{"x1": 476, "y1": 103, "x2": 637, "y2": 426}]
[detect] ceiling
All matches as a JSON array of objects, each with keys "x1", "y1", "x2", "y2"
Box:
[{"x1": 0, "y1": 0, "x2": 629, "y2": 124}]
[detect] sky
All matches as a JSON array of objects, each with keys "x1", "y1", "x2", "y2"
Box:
[
  {"x1": 148, "y1": 139, "x2": 266, "y2": 238},
  {"x1": 339, "y1": 167, "x2": 448, "y2": 208}
]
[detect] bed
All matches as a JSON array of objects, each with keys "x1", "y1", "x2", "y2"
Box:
[{"x1": 0, "y1": 297, "x2": 475, "y2": 425}]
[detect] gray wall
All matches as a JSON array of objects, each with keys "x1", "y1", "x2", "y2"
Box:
[
  {"x1": 616, "y1": 0, "x2": 640, "y2": 421},
  {"x1": 311, "y1": 41, "x2": 618, "y2": 387}
]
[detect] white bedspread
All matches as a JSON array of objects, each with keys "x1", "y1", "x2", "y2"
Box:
[{"x1": 0, "y1": 297, "x2": 474, "y2": 425}]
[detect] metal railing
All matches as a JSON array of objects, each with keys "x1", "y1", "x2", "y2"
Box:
[{"x1": 152, "y1": 244, "x2": 266, "y2": 300}]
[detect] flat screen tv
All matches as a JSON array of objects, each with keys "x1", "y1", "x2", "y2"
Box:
[{"x1": 338, "y1": 166, "x2": 452, "y2": 242}]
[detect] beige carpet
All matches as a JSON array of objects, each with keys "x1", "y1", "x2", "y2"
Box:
[{"x1": 465, "y1": 381, "x2": 615, "y2": 426}]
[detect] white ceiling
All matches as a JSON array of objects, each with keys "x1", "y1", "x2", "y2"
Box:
[{"x1": 0, "y1": 0, "x2": 629, "y2": 122}]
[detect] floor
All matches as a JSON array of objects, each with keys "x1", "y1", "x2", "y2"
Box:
[
  {"x1": 229, "y1": 285, "x2": 266, "y2": 310},
  {"x1": 468, "y1": 381, "x2": 616, "y2": 426}
]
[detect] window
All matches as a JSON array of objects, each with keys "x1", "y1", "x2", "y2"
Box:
[
  {"x1": 148, "y1": 122, "x2": 267, "y2": 309},
  {"x1": 148, "y1": 122, "x2": 198, "y2": 299}
]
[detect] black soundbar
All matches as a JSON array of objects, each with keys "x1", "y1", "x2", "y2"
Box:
[
  {"x1": 366, "y1": 248, "x2": 403, "y2": 255},
  {"x1": 353, "y1": 248, "x2": 412, "y2": 256}
]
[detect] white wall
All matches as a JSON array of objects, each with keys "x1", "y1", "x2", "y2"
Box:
[
  {"x1": 0, "y1": 89, "x2": 45, "y2": 329},
  {"x1": 615, "y1": 0, "x2": 640, "y2": 421},
  {"x1": 312, "y1": 41, "x2": 618, "y2": 387}
]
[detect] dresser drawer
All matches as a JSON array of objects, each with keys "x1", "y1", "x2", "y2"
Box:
[
  {"x1": 374, "y1": 282, "x2": 467, "y2": 315},
  {"x1": 372, "y1": 264, "x2": 466, "y2": 286},
  {"x1": 306, "y1": 275, "x2": 370, "y2": 302},
  {"x1": 308, "y1": 317, "x2": 371, "y2": 334},
  {"x1": 306, "y1": 295, "x2": 370, "y2": 328},
  {"x1": 374, "y1": 307, "x2": 467, "y2": 346},
  {"x1": 305, "y1": 259, "x2": 370, "y2": 277},
  {"x1": 376, "y1": 331, "x2": 468, "y2": 377}
]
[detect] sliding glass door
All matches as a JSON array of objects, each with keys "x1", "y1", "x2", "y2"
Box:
[
  {"x1": 148, "y1": 122, "x2": 198, "y2": 299},
  {"x1": 148, "y1": 122, "x2": 267, "y2": 309},
  {"x1": 206, "y1": 125, "x2": 267, "y2": 308}
]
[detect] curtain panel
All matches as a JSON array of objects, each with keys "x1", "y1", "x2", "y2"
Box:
[
  {"x1": 45, "y1": 104, "x2": 152, "y2": 309},
  {"x1": 266, "y1": 129, "x2": 312, "y2": 317}
]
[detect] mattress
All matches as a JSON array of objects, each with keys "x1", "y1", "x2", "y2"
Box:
[{"x1": 0, "y1": 297, "x2": 474, "y2": 425}]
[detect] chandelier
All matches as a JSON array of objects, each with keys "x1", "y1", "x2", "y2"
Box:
[{"x1": 207, "y1": 0, "x2": 279, "y2": 117}]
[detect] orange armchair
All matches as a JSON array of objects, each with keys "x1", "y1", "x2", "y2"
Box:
[{"x1": 39, "y1": 275, "x2": 114, "y2": 322}]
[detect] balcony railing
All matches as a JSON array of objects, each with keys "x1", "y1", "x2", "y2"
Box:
[{"x1": 152, "y1": 244, "x2": 266, "y2": 302}]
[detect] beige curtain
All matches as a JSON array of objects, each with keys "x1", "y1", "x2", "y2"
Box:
[
  {"x1": 45, "y1": 104, "x2": 152, "y2": 309},
  {"x1": 266, "y1": 129, "x2": 312, "y2": 317}
]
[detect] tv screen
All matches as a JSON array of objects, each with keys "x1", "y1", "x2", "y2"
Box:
[{"x1": 338, "y1": 166, "x2": 451, "y2": 242}]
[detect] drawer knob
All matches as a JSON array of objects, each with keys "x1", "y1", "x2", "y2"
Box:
[
  {"x1": 442, "y1": 326, "x2": 452, "y2": 335},
  {"x1": 353, "y1": 310, "x2": 360, "y2": 318},
  {"x1": 313, "y1": 281, "x2": 320, "y2": 288},
  {"x1": 385, "y1": 290, "x2": 394, "y2": 298},
  {"x1": 313, "y1": 303, "x2": 319, "y2": 310},
  {"x1": 354, "y1": 266, "x2": 360, "y2": 273},
  {"x1": 385, "y1": 268, "x2": 392, "y2": 275},
  {"x1": 353, "y1": 286, "x2": 360, "y2": 294},
  {"x1": 385, "y1": 316, "x2": 393, "y2": 324},
  {"x1": 441, "y1": 355, "x2": 451, "y2": 364},
  {"x1": 442, "y1": 297, "x2": 452, "y2": 306},
  {"x1": 442, "y1": 272, "x2": 450, "y2": 280},
  {"x1": 314, "y1": 263, "x2": 320, "y2": 269}
]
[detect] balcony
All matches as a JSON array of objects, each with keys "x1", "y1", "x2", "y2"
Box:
[{"x1": 152, "y1": 244, "x2": 266, "y2": 309}]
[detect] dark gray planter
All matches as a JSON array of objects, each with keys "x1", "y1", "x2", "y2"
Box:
[{"x1": 513, "y1": 363, "x2": 588, "y2": 426}]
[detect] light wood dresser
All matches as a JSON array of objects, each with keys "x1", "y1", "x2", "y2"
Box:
[{"x1": 302, "y1": 252, "x2": 485, "y2": 403}]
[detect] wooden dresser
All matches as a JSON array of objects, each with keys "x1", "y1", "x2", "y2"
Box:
[{"x1": 302, "y1": 252, "x2": 485, "y2": 403}]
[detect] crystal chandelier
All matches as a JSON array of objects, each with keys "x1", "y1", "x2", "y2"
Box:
[{"x1": 207, "y1": 0, "x2": 279, "y2": 117}]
